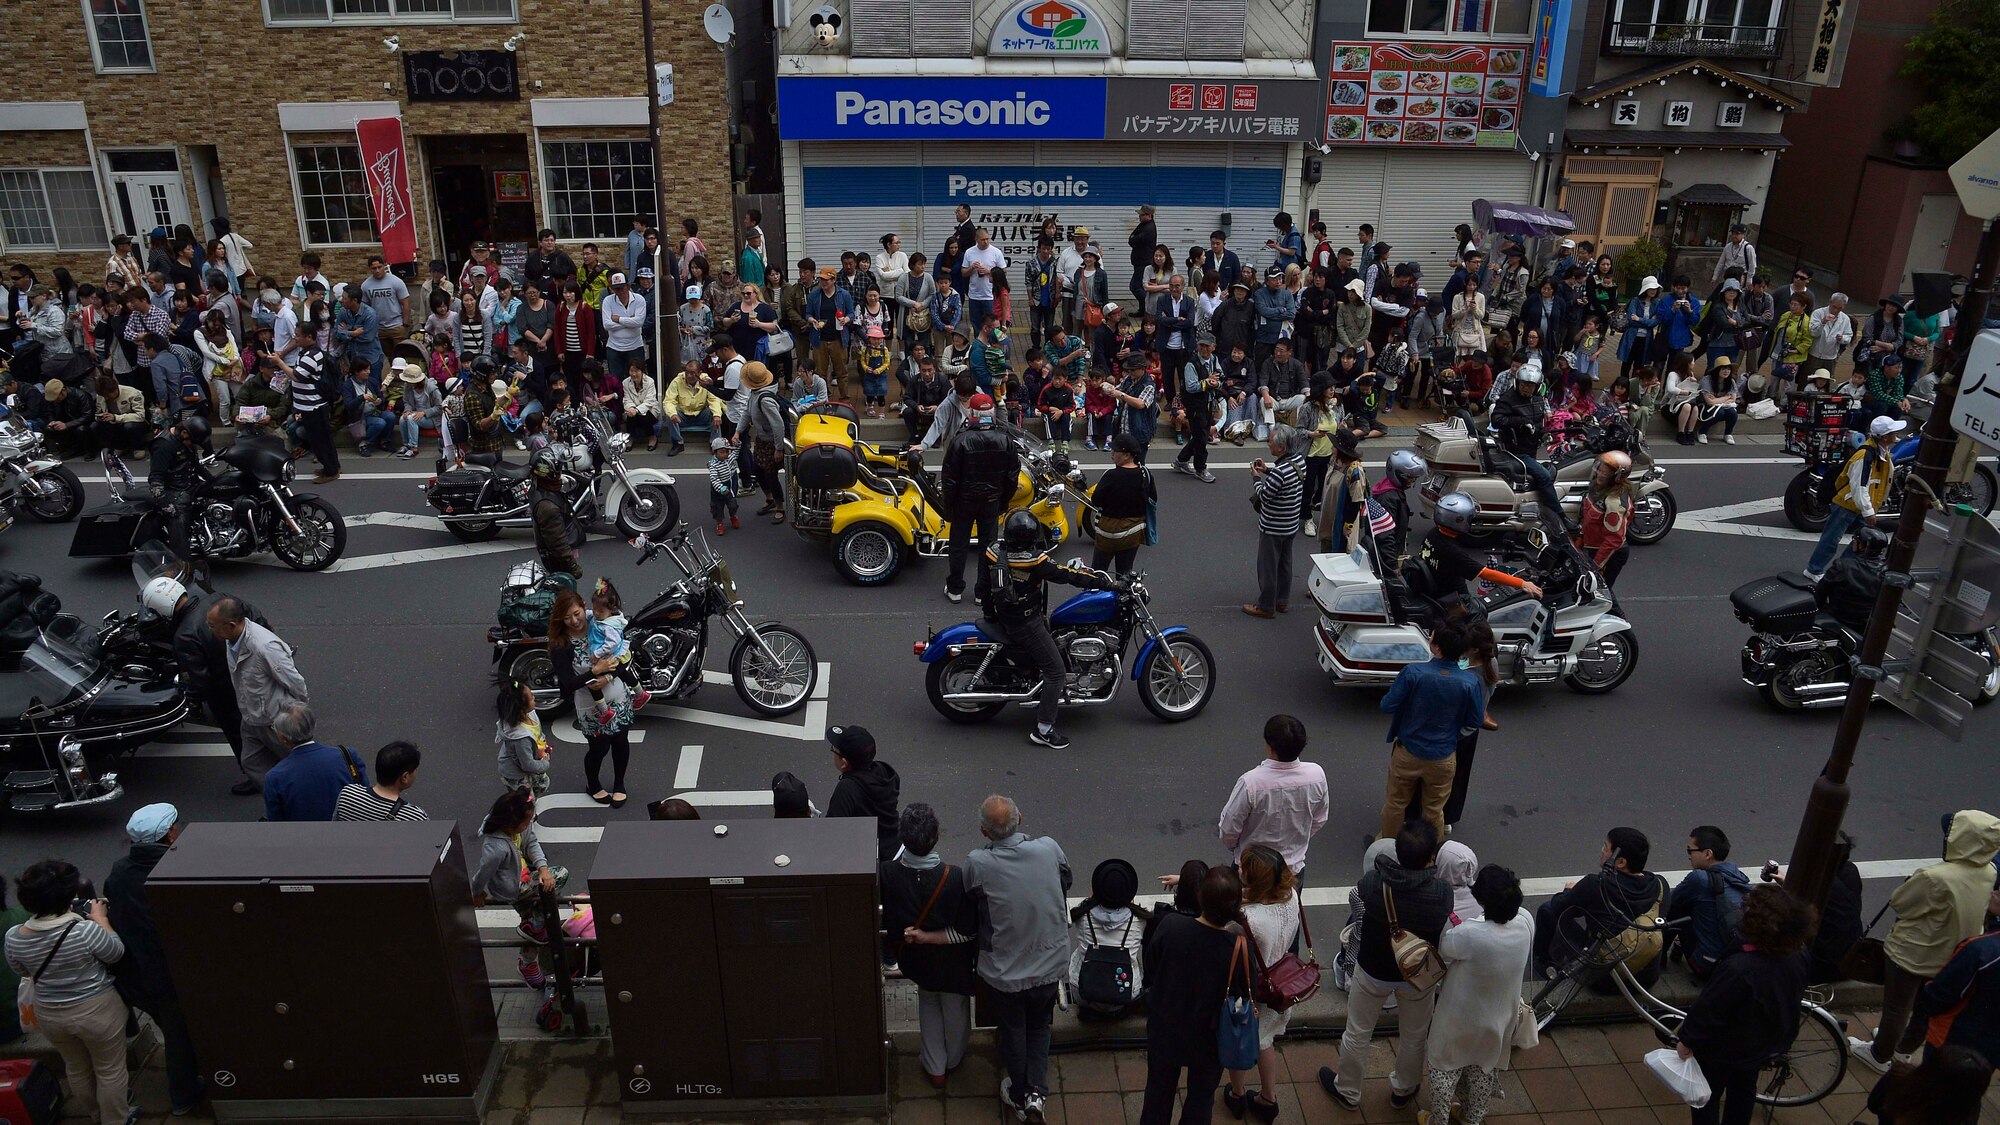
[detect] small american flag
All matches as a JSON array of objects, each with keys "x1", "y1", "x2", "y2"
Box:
[{"x1": 1367, "y1": 498, "x2": 1396, "y2": 539}]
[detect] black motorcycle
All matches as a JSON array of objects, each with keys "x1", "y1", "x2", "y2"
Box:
[
  {"x1": 425, "y1": 407, "x2": 679, "y2": 543},
  {"x1": 69, "y1": 432, "x2": 347, "y2": 571},
  {"x1": 490, "y1": 526, "x2": 817, "y2": 719},
  {"x1": 1730, "y1": 571, "x2": 2000, "y2": 710}
]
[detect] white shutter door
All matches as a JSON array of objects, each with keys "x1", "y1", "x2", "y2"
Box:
[
  {"x1": 1186, "y1": 0, "x2": 1247, "y2": 60},
  {"x1": 1381, "y1": 152, "x2": 1534, "y2": 284},
  {"x1": 799, "y1": 143, "x2": 922, "y2": 269},
  {"x1": 912, "y1": 0, "x2": 973, "y2": 56},
  {"x1": 1315, "y1": 151, "x2": 1388, "y2": 262},
  {"x1": 1127, "y1": 0, "x2": 1187, "y2": 59}
]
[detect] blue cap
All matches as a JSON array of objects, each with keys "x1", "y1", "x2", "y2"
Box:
[{"x1": 126, "y1": 802, "x2": 179, "y2": 844}]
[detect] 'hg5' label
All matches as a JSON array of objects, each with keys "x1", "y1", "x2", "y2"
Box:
[{"x1": 420, "y1": 1073, "x2": 462, "y2": 1084}]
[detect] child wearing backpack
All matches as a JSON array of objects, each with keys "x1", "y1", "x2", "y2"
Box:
[{"x1": 1066, "y1": 858, "x2": 1150, "y2": 1021}]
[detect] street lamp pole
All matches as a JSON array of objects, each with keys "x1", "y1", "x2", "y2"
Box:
[
  {"x1": 1783, "y1": 218, "x2": 2000, "y2": 913},
  {"x1": 640, "y1": 0, "x2": 679, "y2": 381}
]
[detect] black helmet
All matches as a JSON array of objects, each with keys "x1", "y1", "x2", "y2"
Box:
[
  {"x1": 470, "y1": 355, "x2": 498, "y2": 376},
  {"x1": 530, "y1": 446, "x2": 564, "y2": 482},
  {"x1": 1852, "y1": 525, "x2": 1891, "y2": 560},
  {"x1": 1002, "y1": 509, "x2": 1043, "y2": 550},
  {"x1": 178, "y1": 412, "x2": 211, "y2": 446}
]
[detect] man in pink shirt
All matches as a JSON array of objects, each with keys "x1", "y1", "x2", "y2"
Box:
[{"x1": 1218, "y1": 714, "x2": 1330, "y2": 877}]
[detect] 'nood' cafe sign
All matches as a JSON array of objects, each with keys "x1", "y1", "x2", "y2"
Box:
[{"x1": 987, "y1": 0, "x2": 1112, "y2": 57}]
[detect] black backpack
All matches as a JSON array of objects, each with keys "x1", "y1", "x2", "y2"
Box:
[{"x1": 1075, "y1": 914, "x2": 1137, "y2": 1011}]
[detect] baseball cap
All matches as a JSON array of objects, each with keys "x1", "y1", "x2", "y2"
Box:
[
  {"x1": 711, "y1": 434, "x2": 730, "y2": 450},
  {"x1": 1870, "y1": 415, "x2": 1908, "y2": 438},
  {"x1": 827, "y1": 724, "x2": 875, "y2": 759},
  {"x1": 635, "y1": 267, "x2": 654, "y2": 279},
  {"x1": 685, "y1": 284, "x2": 703, "y2": 300},
  {"x1": 1559, "y1": 238, "x2": 1576, "y2": 248},
  {"x1": 967, "y1": 393, "x2": 996, "y2": 411},
  {"x1": 471, "y1": 241, "x2": 491, "y2": 251},
  {"x1": 127, "y1": 802, "x2": 178, "y2": 844},
  {"x1": 1265, "y1": 265, "x2": 1285, "y2": 279},
  {"x1": 609, "y1": 271, "x2": 628, "y2": 285}
]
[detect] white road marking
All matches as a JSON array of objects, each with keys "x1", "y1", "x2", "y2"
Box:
[
  {"x1": 547, "y1": 664, "x2": 832, "y2": 753},
  {"x1": 1676, "y1": 497, "x2": 1822, "y2": 542},
  {"x1": 474, "y1": 857, "x2": 1936, "y2": 929},
  {"x1": 673, "y1": 745, "x2": 704, "y2": 790},
  {"x1": 346, "y1": 510, "x2": 447, "y2": 531},
  {"x1": 132, "y1": 742, "x2": 236, "y2": 759}
]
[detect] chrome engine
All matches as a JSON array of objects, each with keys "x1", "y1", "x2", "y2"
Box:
[
  {"x1": 195, "y1": 501, "x2": 247, "y2": 555},
  {"x1": 638, "y1": 629, "x2": 701, "y2": 694},
  {"x1": 1062, "y1": 630, "x2": 1121, "y2": 697}
]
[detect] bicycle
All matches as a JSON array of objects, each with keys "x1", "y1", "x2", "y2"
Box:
[{"x1": 1528, "y1": 914, "x2": 1848, "y2": 1108}]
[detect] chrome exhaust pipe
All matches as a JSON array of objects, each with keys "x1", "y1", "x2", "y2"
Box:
[{"x1": 941, "y1": 691, "x2": 1036, "y2": 704}]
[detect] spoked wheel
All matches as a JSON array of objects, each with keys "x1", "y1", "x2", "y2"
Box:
[
  {"x1": 616, "y1": 483, "x2": 680, "y2": 538},
  {"x1": 1783, "y1": 470, "x2": 1831, "y2": 532},
  {"x1": 925, "y1": 653, "x2": 1005, "y2": 724},
  {"x1": 1530, "y1": 963, "x2": 1596, "y2": 1031},
  {"x1": 1627, "y1": 488, "x2": 1676, "y2": 544},
  {"x1": 728, "y1": 623, "x2": 817, "y2": 716},
  {"x1": 23, "y1": 466, "x2": 84, "y2": 522},
  {"x1": 1755, "y1": 1004, "x2": 1847, "y2": 1106},
  {"x1": 446, "y1": 519, "x2": 502, "y2": 542},
  {"x1": 1138, "y1": 633, "x2": 1217, "y2": 721},
  {"x1": 271, "y1": 498, "x2": 347, "y2": 571},
  {"x1": 1563, "y1": 631, "x2": 1637, "y2": 694},
  {"x1": 509, "y1": 648, "x2": 568, "y2": 717},
  {"x1": 1947, "y1": 464, "x2": 1999, "y2": 517},
  {"x1": 834, "y1": 521, "x2": 903, "y2": 585}
]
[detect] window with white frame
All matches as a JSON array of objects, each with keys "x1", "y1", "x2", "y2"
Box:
[
  {"x1": 1609, "y1": 0, "x2": 1781, "y2": 41},
  {"x1": 1368, "y1": 0, "x2": 1530, "y2": 37},
  {"x1": 87, "y1": 0, "x2": 154, "y2": 72},
  {"x1": 265, "y1": 0, "x2": 515, "y2": 23},
  {"x1": 0, "y1": 169, "x2": 107, "y2": 252},
  {"x1": 289, "y1": 144, "x2": 380, "y2": 247},
  {"x1": 539, "y1": 141, "x2": 656, "y2": 242}
]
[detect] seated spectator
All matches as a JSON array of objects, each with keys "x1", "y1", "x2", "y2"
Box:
[
  {"x1": 1068, "y1": 859, "x2": 1149, "y2": 1022},
  {"x1": 646, "y1": 798, "x2": 700, "y2": 821},
  {"x1": 771, "y1": 771, "x2": 818, "y2": 818},
  {"x1": 1143, "y1": 859, "x2": 1207, "y2": 950},
  {"x1": 1668, "y1": 824, "x2": 1750, "y2": 979},
  {"x1": 1533, "y1": 827, "x2": 1668, "y2": 985}
]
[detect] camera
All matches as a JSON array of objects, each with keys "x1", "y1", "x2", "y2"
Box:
[{"x1": 73, "y1": 879, "x2": 97, "y2": 914}]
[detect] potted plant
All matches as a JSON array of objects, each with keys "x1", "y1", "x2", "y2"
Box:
[{"x1": 1617, "y1": 238, "x2": 1667, "y2": 298}]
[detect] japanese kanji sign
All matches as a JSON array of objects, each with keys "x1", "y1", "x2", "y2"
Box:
[
  {"x1": 1102, "y1": 78, "x2": 1319, "y2": 142},
  {"x1": 1802, "y1": 0, "x2": 1849, "y2": 85}
]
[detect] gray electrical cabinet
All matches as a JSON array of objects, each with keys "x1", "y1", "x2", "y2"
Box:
[
  {"x1": 590, "y1": 817, "x2": 884, "y2": 1117},
  {"x1": 146, "y1": 821, "x2": 499, "y2": 1121}
]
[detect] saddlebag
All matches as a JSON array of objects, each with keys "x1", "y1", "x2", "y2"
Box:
[
  {"x1": 429, "y1": 468, "x2": 491, "y2": 513},
  {"x1": 1729, "y1": 573, "x2": 1819, "y2": 633},
  {"x1": 68, "y1": 500, "x2": 150, "y2": 558}
]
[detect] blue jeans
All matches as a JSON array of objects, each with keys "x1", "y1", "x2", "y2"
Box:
[
  {"x1": 1506, "y1": 450, "x2": 1562, "y2": 515},
  {"x1": 667, "y1": 407, "x2": 714, "y2": 446},
  {"x1": 968, "y1": 298, "x2": 993, "y2": 333},
  {"x1": 1808, "y1": 504, "x2": 1863, "y2": 575},
  {"x1": 399, "y1": 412, "x2": 431, "y2": 449}
]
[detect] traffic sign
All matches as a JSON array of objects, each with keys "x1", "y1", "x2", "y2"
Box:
[
  {"x1": 1881, "y1": 506, "x2": 2000, "y2": 739},
  {"x1": 1954, "y1": 329, "x2": 2000, "y2": 452},
  {"x1": 1951, "y1": 127, "x2": 2000, "y2": 221}
]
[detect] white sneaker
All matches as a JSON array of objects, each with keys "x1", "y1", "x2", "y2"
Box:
[
  {"x1": 945, "y1": 587, "x2": 963, "y2": 604},
  {"x1": 1804, "y1": 570, "x2": 1825, "y2": 583},
  {"x1": 1697, "y1": 434, "x2": 1709, "y2": 444},
  {"x1": 1020, "y1": 1091, "x2": 1046, "y2": 1123},
  {"x1": 1847, "y1": 1035, "x2": 1891, "y2": 1075},
  {"x1": 1303, "y1": 518, "x2": 1317, "y2": 537},
  {"x1": 1724, "y1": 434, "x2": 1736, "y2": 445}
]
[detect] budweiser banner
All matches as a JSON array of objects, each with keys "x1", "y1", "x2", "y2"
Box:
[{"x1": 354, "y1": 117, "x2": 418, "y2": 263}]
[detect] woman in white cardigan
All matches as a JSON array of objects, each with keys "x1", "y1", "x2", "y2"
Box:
[{"x1": 1426, "y1": 865, "x2": 1534, "y2": 1125}]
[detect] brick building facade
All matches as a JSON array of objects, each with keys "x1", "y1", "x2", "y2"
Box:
[{"x1": 0, "y1": 0, "x2": 733, "y2": 289}]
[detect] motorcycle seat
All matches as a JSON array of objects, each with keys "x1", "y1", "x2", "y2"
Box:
[
  {"x1": 464, "y1": 451, "x2": 503, "y2": 468},
  {"x1": 1813, "y1": 611, "x2": 1862, "y2": 643},
  {"x1": 490, "y1": 460, "x2": 532, "y2": 481}
]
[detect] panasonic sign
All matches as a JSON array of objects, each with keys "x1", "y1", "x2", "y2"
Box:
[
  {"x1": 834, "y1": 91, "x2": 1052, "y2": 128},
  {"x1": 945, "y1": 174, "x2": 1089, "y2": 199}
]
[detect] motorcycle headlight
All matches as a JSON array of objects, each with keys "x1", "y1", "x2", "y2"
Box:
[{"x1": 610, "y1": 432, "x2": 632, "y2": 454}]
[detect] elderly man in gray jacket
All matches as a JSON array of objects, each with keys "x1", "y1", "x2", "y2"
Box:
[
  {"x1": 908, "y1": 795, "x2": 1070, "y2": 1122},
  {"x1": 208, "y1": 594, "x2": 309, "y2": 791}
]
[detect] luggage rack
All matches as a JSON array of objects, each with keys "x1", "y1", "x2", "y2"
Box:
[{"x1": 1781, "y1": 392, "x2": 1853, "y2": 466}]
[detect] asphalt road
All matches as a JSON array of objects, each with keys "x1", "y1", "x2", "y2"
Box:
[{"x1": 2, "y1": 440, "x2": 1993, "y2": 909}]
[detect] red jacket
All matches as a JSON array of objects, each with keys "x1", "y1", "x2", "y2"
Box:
[
  {"x1": 554, "y1": 301, "x2": 597, "y2": 360},
  {"x1": 1577, "y1": 488, "x2": 1631, "y2": 565}
]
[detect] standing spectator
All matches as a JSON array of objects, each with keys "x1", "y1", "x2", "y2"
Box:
[
  {"x1": 156, "y1": 581, "x2": 263, "y2": 796},
  {"x1": 1056, "y1": 227, "x2": 1093, "y2": 331},
  {"x1": 0, "y1": 876, "x2": 23, "y2": 1046},
  {"x1": 1677, "y1": 885, "x2": 1816, "y2": 1125},
  {"x1": 4, "y1": 860, "x2": 132, "y2": 1125},
  {"x1": 1425, "y1": 865, "x2": 1533, "y2": 1125},
  {"x1": 806, "y1": 268, "x2": 854, "y2": 401},
  {"x1": 939, "y1": 392, "x2": 1015, "y2": 604},
  {"x1": 1318, "y1": 820, "x2": 1450, "y2": 1110},
  {"x1": 1377, "y1": 622, "x2": 1486, "y2": 841},
  {"x1": 908, "y1": 796, "x2": 1070, "y2": 1123},
  {"x1": 360, "y1": 254, "x2": 412, "y2": 349},
  {"x1": 104, "y1": 804, "x2": 204, "y2": 1116},
  {"x1": 1668, "y1": 824, "x2": 1752, "y2": 979},
  {"x1": 1224, "y1": 846, "x2": 1301, "y2": 1121},
  {"x1": 1216, "y1": 714, "x2": 1328, "y2": 877},
  {"x1": 1137, "y1": 865, "x2": 1242, "y2": 1125},
  {"x1": 523, "y1": 229, "x2": 575, "y2": 295},
  {"x1": 553, "y1": 281, "x2": 597, "y2": 390},
  {"x1": 1244, "y1": 423, "x2": 1306, "y2": 619},
  {"x1": 825, "y1": 725, "x2": 901, "y2": 860},
  {"x1": 262, "y1": 704, "x2": 366, "y2": 822},
  {"x1": 549, "y1": 590, "x2": 634, "y2": 807},
  {"x1": 1851, "y1": 810, "x2": 2000, "y2": 1073},
  {"x1": 1905, "y1": 884, "x2": 2000, "y2": 1074},
  {"x1": 1803, "y1": 293, "x2": 1854, "y2": 383},
  {"x1": 1867, "y1": 1046, "x2": 1994, "y2": 1125},
  {"x1": 882, "y1": 805, "x2": 977, "y2": 1088},
  {"x1": 333, "y1": 741, "x2": 429, "y2": 822},
  {"x1": 1711, "y1": 223, "x2": 1757, "y2": 287},
  {"x1": 1128, "y1": 205, "x2": 1158, "y2": 307},
  {"x1": 738, "y1": 231, "x2": 767, "y2": 289},
  {"x1": 600, "y1": 273, "x2": 649, "y2": 386},
  {"x1": 962, "y1": 228, "x2": 1007, "y2": 333},
  {"x1": 1088, "y1": 433, "x2": 1156, "y2": 574},
  {"x1": 211, "y1": 594, "x2": 308, "y2": 789}
]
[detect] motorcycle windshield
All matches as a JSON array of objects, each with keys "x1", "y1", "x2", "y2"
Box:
[{"x1": 0, "y1": 635, "x2": 101, "y2": 716}]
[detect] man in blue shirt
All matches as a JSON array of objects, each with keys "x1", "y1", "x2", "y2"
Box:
[
  {"x1": 263, "y1": 703, "x2": 367, "y2": 822},
  {"x1": 1377, "y1": 622, "x2": 1485, "y2": 841},
  {"x1": 335, "y1": 286, "x2": 384, "y2": 386}
]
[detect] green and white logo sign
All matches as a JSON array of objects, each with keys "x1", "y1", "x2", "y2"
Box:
[{"x1": 988, "y1": 0, "x2": 1112, "y2": 57}]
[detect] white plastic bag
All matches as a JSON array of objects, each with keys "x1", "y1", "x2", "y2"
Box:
[{"x1": 1643, "y1": 1048, "x2": 1711, "y2": 1107}]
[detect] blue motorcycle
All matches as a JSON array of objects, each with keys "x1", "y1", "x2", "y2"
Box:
[
  {"x1": 913, "y1": 568, "x2": 1217, "y2": 724},
  {"x1": 1783, "y1": 431, "x2": 1996, "y2": 532}
]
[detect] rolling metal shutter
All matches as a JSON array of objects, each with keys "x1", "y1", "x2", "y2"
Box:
[
  {"x1": 911, "y1": 0, "x2": 973, "y2": 56},
  {"x1": 849, "y1": 0, "x2": 913, "y2": 56},
  {"x1": 1125, "y1": 0, "x2": 1188, "y2": 59},
  {"x1": 1312, "y1": 150, "x2": 1533, "y2": 284},
  {"x1": 799, "y1": 143, "x2": 922, "y2": 267},
  {"x1": 1186, "y1": 0, "x2": 1248, "y2": 60}
]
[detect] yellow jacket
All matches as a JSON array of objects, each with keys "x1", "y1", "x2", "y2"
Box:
[
  {"x1": 1832, "y1": 438, "x2": 1894, "y2": 519},
  {"x1": 663, "y1": 373, "x2": 724, "y2": 419},
  {"x1": 1886, "y1": 810, "x2": 2000, "y2": 975}
]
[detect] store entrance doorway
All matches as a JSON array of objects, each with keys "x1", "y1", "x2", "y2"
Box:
[{"x1": 423, "y1": 134, "x2": 535, "y2": 280}]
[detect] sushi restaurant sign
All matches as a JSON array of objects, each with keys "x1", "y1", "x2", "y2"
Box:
[
  {"x1": 1323, "y1": 42, "x2": 1526, "y2": 148},
  {"x1": 987, "y1": 0, "x2": 1112, "y2": 57}
]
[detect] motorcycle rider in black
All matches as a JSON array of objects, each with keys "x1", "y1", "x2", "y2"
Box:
[
  {"x1": 149, "y1": 412, "x2": 212, "y2": 564},
  {"x1": 941, "y1": 392, "x2": 1016, "y2": 605},
  {"x1": 1489, "y1": 359, "x2": 1565, "y2": 520},
  {"x1": 981, "y1": 509, "x2": 1123, "y2": 750},
  {"x1": 529, "y1": 446, "x2": 582, "y2": 585},
  {"x1": 1816, "y1": 525, "x2": 1888, "y2": 634}
]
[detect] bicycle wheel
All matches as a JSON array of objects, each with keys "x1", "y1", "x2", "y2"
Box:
[
  {"x1": 1530, "y1": 961, "x2": 1600, "y2": 1031},
  {"x1": 1756, "y1": 1003, "x2": 1847, "y2": 1107}
]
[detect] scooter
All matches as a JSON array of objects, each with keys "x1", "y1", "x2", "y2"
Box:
[{"x1": 1413, "y1": 411, "x2": 1677, "y2": 545}]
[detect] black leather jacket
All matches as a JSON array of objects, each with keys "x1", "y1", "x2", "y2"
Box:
[
  {"x1": 940, "y1": 426, "x2": 1016, "y2": 515},
  {"x1": 981, "y1": 547, "x2": 1116, "y2": 626},
  {"x1": 1490, "y1": 390, "x2": 1546, "y2": 456},
  {"x1": 147, "y1": 432, "x2": 204, "y2": 499},
  {"x1": 1816, "y1": 554, "x2": 1882, "y2": 634}
]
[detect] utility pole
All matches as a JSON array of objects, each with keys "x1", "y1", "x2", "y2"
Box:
[
  {"x1": 640, "y1": 0, "x2": 680, "y2": 382},
  {"x1": 1784, "y1": 218, "x2": 2000, "y2": 913}
]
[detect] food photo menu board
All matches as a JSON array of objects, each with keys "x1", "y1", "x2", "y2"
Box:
[{"x1": 1325, "y1": 42, "x2": 1524, "y2": 148}]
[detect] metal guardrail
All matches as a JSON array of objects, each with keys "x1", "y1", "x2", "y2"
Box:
[{"x1": 1603, "y1": 20, "x2": 1786, "y2": 58}]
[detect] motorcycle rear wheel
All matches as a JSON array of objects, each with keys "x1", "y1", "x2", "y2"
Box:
[
  {"x1": 835, "y1": 521, "x2": 904, "y2": 585},
  {"x1": 271, "y1": 498, "x2": 347, "y2": 571},
  {"x1": 23, "y1": 465, "x2": 84, "y2": 523},
  {"x1": 729, "y1": 623, "x2": 817, "y2": 716},
  {"x1": 1760, "y1": 651, "x2": 1840, "y2": 711},
  {"x1": 925, "y1": 653, "x2": 1005, "y2": 723},
  {"x1": 1783, "y1": 470, "x2": 1830, "y2": 532},
  {"x1": 1138, "y1": 633, "x2": 1217, "y2": 722},
  {"x1": 446, "y1": 519, "x2": 501, "y2": 542},
  {"x1": 1627, "y1": 488, "x2": 1676, "y2": 545},
  {"x1": 510, "y1": 647, "x2": 569, "y2": 717}
]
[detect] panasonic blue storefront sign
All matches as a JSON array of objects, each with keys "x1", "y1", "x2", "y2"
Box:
[{"x1": 776, "y1": 76, "x2": 1108, "y2": 140}]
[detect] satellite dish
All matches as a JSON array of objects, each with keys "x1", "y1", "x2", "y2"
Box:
[{"x1": 703, "y1": 3, "x2": 735, "y2": 44}]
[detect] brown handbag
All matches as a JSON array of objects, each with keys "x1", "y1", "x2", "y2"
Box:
[
  {"x1": 1250, "y1": 889, "x2": 1322, "y2": 1011},
  {"x1": 1837, "y1": 901, "x2": 1894, "y2": 985}
]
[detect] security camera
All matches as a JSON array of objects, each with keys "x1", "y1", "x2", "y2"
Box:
[
  {"x1": 382, "y1": 34, "x2": 400, "y2": 52},
  {"x1": 503, "y1": 32, "x2": 527, "y2": 52},
  {"x1": 1316, "y1": 143, "x2": 1332, "y2": 154}
]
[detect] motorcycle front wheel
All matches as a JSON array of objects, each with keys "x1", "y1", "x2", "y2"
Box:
[
  {"x1": 1137, "y1": 633, "x2": 1217, "y2": 722},
  {"x1": 728, "y1": 624, "x2": 817, "y2": 716},
  {"x1": 1563, "y1": 630, "x2": 1638, "y2": 694},
  {"x1": 23, "y1": 465, "x2": 84, "y2": 523},
  {"x1": 1783, "y1": 470, "x2": 1830, "y2": 532},
  {"x1": 445, "y1": 518, "x2": 501, "y2": 542},
  {"x1": 1627, "y1": 488, "x2": 1676, "y2": 545},
  {"x1": 925, "y1": 653, "x2": 1005, "y2": 724},
  {"x1": 615, "y1": 483, "x2": 681, "y2": 538},
  {"x1": 271, "y1": 498, "x2": 347, "y2": 571}
]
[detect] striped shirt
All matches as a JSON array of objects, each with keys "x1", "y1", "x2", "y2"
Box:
[
  {"x1": 4, "y1": 916, "x2": 125, "y2": 1006},
  {"x1": 289, "y1": 346, "x2": 329, "y2": 410},
  {"x1": 333, "y1": 783, "x2": 429, "y2": 823},
  {"x1": 708, "y1": 454, "x2": 738, "y2": 495},
  {"x1": 461, "y1": 319, "x2": 487, "y2": 357},
  {"x1": 1255, "y1": 452, "x2": 1308, "y2": 536}
]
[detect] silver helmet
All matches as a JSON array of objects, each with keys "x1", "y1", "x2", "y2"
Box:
[
  {"x1": 1435, "y1": 491, "x2": 1478, "y2": 534},
  {"x1": 1385, "y1": 449, "x2": 1428, "y2": 488}
]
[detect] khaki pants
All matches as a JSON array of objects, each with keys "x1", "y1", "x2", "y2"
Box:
[
  {"x1": 1379, "y1": 741, "x2": 1456, "y2": 841},
  {"x1": 815, "y1": 340, "x2": 851, "y2": 399},
  {"x1": 39, "y1": 987, "x2": 132, "y2": 1125}
]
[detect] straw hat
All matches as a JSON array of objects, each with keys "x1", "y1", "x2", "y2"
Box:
[{"x1": 740, "y1": 360, "x2": 775, "y2": 389}]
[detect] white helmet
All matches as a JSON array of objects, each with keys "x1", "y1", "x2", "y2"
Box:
[
  {"x1": 141, "y1": 575, "x2": 187, "y2": 619},
  {"x1": 1435, "y1": 491, "x2": 1478, "y2": 534}
]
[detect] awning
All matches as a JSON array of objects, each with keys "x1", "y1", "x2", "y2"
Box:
[
  {"x1": 1669, "y1": 182, "x2": 1756, "y2": 207},
  {"x1": 1472, "y1": 198, "x2": 1577, "y2": 238}
]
